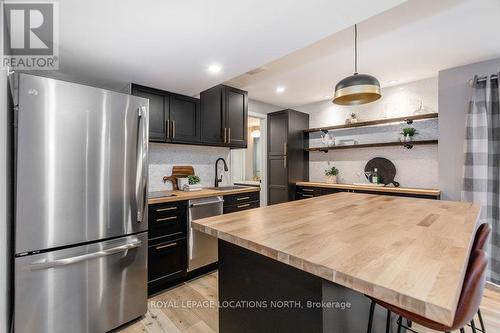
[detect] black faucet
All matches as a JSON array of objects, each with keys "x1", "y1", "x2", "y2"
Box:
[{"x1": 214, "y1": 157, "x2": 228, "y2": 187}]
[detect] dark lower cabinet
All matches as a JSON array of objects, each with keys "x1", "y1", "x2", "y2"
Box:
[
  {"x1": 295, "y1": 186, "x2": 440, "y2": 200},
  {"x1": 148, "y1": 237, "x2": 187, "y2": 294},
  {"x1": 223, "y1": 191, "x2": 260, "y2": 214},
  {"x1": 267, "y1": 110, "x2": 309, "y2": 205},
  {"x1": 131, "y1": 84, "x2": 200, "y2": 145},
  {"x1": 147, "y1": 191, "x2": 260, "y2": 294},
  {"x1": 148, "y1": 201, "x2": 188, "y2": 295}
]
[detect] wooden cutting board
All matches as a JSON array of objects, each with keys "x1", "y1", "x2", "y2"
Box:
[{"x1": 163, "y1": 166, "x2": 195, "y2": 190}]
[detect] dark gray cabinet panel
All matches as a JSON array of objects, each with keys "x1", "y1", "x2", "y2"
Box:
[
  {"x1": 268, "y1": 112, "x2": 288, "y2": 156},
  {"x1": 131, "y1": 84, "x2": 200, "y2": 144},
  {"x1": 225, "y1": 87, "x2": 247, "y2": 147},
  {"x1": 170, "y1": 93, "x2": 201, "y2": 143},
  {"x1": 131, "y1": 85, "x2": 168, "y2": 142},
  {"x1": 200, "y1": 85, "x2": 225, "y2": 145},
  {"x1": 267, "y1": 110, "x2": 309, "y2": 205},
  {"x1": 201, "y1": 85, "x2": 248, "y2": 148}
]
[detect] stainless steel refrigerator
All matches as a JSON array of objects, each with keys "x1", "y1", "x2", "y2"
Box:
[{"x1": 12, "y1": 74, "x2": 149, "y2": 333}]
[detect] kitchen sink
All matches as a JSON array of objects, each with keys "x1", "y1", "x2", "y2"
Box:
[{"x1": 205, "y1": 185, "x2": 248, "y2": 191}]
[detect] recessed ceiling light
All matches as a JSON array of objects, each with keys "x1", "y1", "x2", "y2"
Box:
[
  {"x1": 207, "y1": 64, "x2": 221, "y2": 74},
  {"x1": 388, "y1": 80, "x2": 398, "y2": 85},
  {"x1": 276, "y1": 86, "x2": 285, "y2": 93},
  {"x1": 323, "y1": 95, "x2": 331, "y2": 99}
]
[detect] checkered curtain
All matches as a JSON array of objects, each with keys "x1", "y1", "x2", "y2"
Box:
[{"x1": 462, "y1": 73, "x2": 500, "y2": 284}]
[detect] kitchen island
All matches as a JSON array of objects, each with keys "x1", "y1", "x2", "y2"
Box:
[{"x1": 192, "y1": 192, "x2": 480, "y2": 332}]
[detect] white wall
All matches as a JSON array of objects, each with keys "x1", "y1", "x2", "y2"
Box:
[
  {"x1": 438, "y1": 58, "x2": 500, "y2": 200},
  {"x1": 148, "y1": 143, "x2": 231, "y2": 192},
  {"x1": 248, "y1": 98, "x2": 282, "y2": 115},
  {"x1": 0, "y1": 69, "x2": 10, "y2": 333},
  {"x1": 296, "y1": 78, "x2": 439, "y2": 188}
]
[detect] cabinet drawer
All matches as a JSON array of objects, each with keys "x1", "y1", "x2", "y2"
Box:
[
  {"x1": 148, "y1": 237, "x2": 187, "y2": 283},
  {"x1": 295, "y1": 192, "x2": 316, "y2": 200},
  {"x1": 149, "y1": 201, "x2": 187, "y2": 219},
  {"x1": 223, "y1": 191, "x2": 260, "y2": 207},
  {"x1": 149, "y1": 213, "x2": 187, "y2": 239},
  {"x1": 149, "y1": 202, "x2": 187, "y2": 240},
  {"x1": 223, "y1": 200, "x2": 260, "y2": 214},
  {"x1": 296, "y1": 186, "x2": 321, "y2": 195}
]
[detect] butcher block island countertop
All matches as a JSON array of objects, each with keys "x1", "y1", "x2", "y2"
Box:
[
  {"x1": 192, "y1": 192, "x2": 480, "y2": 327},
  {"x1": 297, "y1": 181, "x2": 441, "y2": 197},
  {"x1": 148, "y1": 186, "x2": 260, "y2": 204}
]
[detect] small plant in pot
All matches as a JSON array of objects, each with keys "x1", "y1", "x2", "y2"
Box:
[
  {"x1": 324, "y1": 166, "x2": 339, "y2": 184},
  {"x1": 188, "y1": 175, "x2": 201, "y2": 185},
  {"x1": 400, "y1": 127, "x2": 417, "y2": 142}
]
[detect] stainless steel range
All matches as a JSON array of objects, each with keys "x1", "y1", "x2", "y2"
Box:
[{"x1": 12, "y1": 73, "x2": 149, "y2": 333}]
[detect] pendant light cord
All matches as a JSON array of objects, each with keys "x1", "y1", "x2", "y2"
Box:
[{"x1": 354, "y1": 24, "x2": 358, "y2": 75}]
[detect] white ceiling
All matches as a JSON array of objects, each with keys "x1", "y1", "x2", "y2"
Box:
[
  {"x1": 53, "y1": 0, "x2": 406, "y2": 95},
  {"x1": 227, "y1": 0, "x2": 500, "y2": 107}
]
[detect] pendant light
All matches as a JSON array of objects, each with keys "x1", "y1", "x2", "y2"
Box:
[{"x1": 333, "y1": 24, "x2": 381, "y2": 105}]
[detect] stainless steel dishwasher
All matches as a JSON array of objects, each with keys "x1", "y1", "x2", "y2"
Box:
[{"x1": 188, "y1": 196, "x2": 223, "y2": 271}]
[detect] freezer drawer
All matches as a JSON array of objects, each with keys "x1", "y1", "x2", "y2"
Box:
[{"x1": 14, "y1": 233, "x2": 148, "y2": 333}]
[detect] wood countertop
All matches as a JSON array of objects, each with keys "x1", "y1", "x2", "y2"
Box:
[
  {"x1": 297, "y1": 181, "x2": 441, "y2": 197},
  {"x1": 192, "y1": 192, "x2": 480, "y2": 326},
  {"x1": 148, "y1": 187, "x2": 260, "y2": 204}
]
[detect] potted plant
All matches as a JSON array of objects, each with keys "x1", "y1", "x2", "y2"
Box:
[
  {"x1": 400, "y1": 127, "x2": 417, "y2": 142},
  {"x1": 188, "y1": 175, "x2": 201, "y2": 185},
  {"x1": 324, "y1": 166, "x2": 339, "y2": 184}
]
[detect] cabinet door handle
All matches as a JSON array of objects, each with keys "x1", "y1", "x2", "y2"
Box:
[
  {"x1": 166, "y1": 119, "x2": 170, "y2": 139},
  {"x1": 284, "y1": 143, "x2": 287, "y2": 155},
  {"x1": 156, "y1": 206, "x2": 177, "y2": 212},
  {"x1": 155, "y1": 216, "x2": 177, "y2": 222},
  {"x1": 236, "y1": 196, "x2": 250, "y2": 201},
  {"x1": 155, "y1": 242, "x2": 177, "y2": 250},
  {"x1": 302, "y1": 194, "x2": 314, "y2": 198},
  {"x1": 228, "y1": 127, "x2": 231, "y2": 143},
  {"x1": 284, "y1": 156, "x2": 287, "y2": 169},
  {"x1": 302, "y1": 189, "x2": 314, "y2": 192},
  {"x1": 172, "y1": 120, "x2": 175, "y2": 139},
  {"x1": 237, "y1": 203, "x2": 250, "y2": 208},
  {"x1": 223, "y1": 127, "x2": 227, "y2": 143}
]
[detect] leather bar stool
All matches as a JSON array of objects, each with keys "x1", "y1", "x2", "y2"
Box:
[
  {"x1": 366, "y1": 249, "x2": 487, "y2": 333},
  {"x1": 469, "y1": 223, "x2": 491, "y2": 332}
]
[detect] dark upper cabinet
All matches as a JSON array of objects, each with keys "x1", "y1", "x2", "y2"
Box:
[
  {"x1": 131, "y1": 84, "x2": 168, "y2": 142},
  {"x1": 224, "y1": 86, "x2": 248, "y2": 147},
  {"x1": 200, "y1": 85, "x2": 225, "y2": 145},
  {"x1": 201, "y1": 85, "x2": 248, "y2": 148},
  {"x1": 267, "y1": 109, "x2": 309, "y2": 205},
  {"x1": 169, "y1": 93, "x2": 201, "y2": 143},
  {"x1": 131, "y1": 84, "x2": 200, "y2": 144}
]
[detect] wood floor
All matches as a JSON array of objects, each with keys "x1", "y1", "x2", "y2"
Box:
[{"x1": 117, "y1": 272, "x2": 500, "y2": 333}]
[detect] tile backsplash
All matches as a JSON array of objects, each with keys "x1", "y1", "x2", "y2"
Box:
[{"x1": 148, "y1": 143, "x2": 231, "y2": 192}]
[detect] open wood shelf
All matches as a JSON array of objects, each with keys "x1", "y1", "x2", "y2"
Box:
[
  {"x1": 305, "y1": 139, "x2": 438, "y2": 152},
  {"x1": 304, "y1": 113, "x2": 438, "y2": 133}
]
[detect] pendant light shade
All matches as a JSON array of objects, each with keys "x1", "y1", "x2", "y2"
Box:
[{"x1": 333, "y1": 25, "x2": 381, "y2": 105}]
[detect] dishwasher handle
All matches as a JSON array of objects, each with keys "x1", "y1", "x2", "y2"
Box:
[{"x1": 189, "y1": 197, "x2": 224, "y2": 207}]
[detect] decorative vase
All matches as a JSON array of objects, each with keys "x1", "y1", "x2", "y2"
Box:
[
  {"x1": 400, "y1": 134, "x2": 406, "y2": 142},
  {"x1": 326, "y1": 175, "x2": 337, "y2": 184},
  {"x1": 321, "y1": 132, "x2": 335, "y2": 147},
  {"x1": 405, "y1": 134, "x2": 413, "y2": 142}
]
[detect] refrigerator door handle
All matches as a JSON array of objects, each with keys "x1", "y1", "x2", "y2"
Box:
[
  {"x1": 136, "y1": 105, "x2": 148, "y2": 223},
  {"x1": 29, "y1": 240, "x2": 143, "y2": 270}
]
